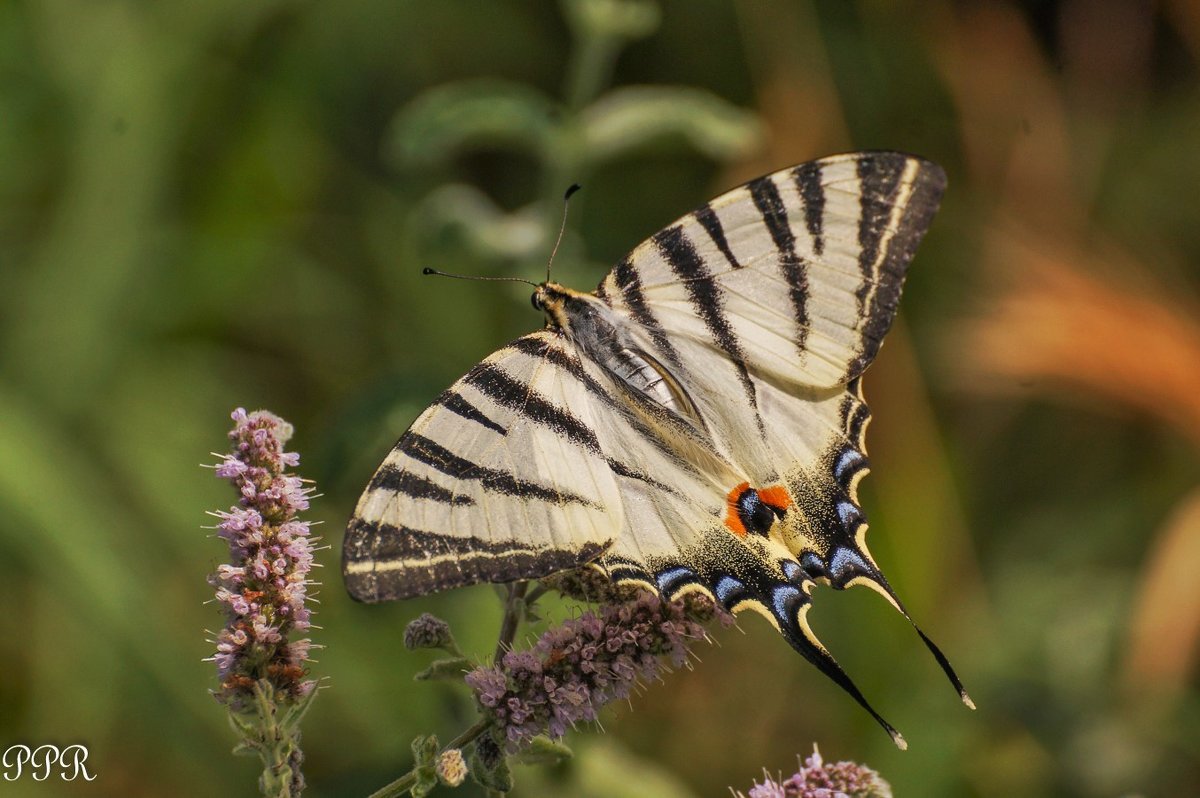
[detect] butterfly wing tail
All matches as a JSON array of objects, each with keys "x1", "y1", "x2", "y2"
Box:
[
  {"x1": 827, "y1": 543, "x2": 975, "y2": 710},
  {"x1": 770, "y1": 584, "x2": 907, "y2": 749}
]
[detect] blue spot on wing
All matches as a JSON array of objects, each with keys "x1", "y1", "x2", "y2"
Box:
[
  {"x1": 656, "y1": 566, "x2": 696, "y2": 594},
  {"x1": 714, "y1": 575, "x2": 746, "y2": 606},
  {"x1": 801, "y1": 551, "x2": 828, "y2": 580},
  {"x1": 771, "y1": 583, "x2": 804, "y2": 620},
  {"x1": 829, "y1": 546, "x2": 869, "y2": 582},
  {"x1": 835, "y1": 449, "x2": 865, "y2": 481},
  {"x1": 836, "y1": 501, "x2": 862, "y2": 528}
]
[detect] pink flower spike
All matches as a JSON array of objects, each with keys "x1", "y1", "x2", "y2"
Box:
[{"x1": 207, "y1": 407, "x2": 317, "y2": 708}]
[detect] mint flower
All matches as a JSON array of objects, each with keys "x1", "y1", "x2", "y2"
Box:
[
  {"x1": 404, "y1": 613, "x2": 457, "y2": 652},
  {"x1": 436, "y1": 749, "x2": 467, "y2": 787},
  {"x1": 209, "y1": 408, "x2": 317, "y2": 706},
  {"x1": 465, "y1": 590, "x2": 727, "y2": 751},
  {"x1": 207, "y1": 408, "x2": 319, "y2": 798},
  {"x1": 740, "y1": 745, "x2": 892, "y2": 798}
]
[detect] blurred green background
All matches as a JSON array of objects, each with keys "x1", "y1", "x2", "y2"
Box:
[{"x1": 3, "y1": 0, "x2": 1200, "y2": 795}]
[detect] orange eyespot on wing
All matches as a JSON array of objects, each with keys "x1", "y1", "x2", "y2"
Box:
[
  {"x1": 757, "y1": 485, "x2": 793, "y2": 513},
  {"x1": 724, "y1": 481, "x2": 751, "y2": 537},
  {"x1": 725, "y1": 482, "x2": 791, "y2": 537}
]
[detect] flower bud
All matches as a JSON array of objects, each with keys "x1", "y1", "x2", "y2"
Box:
[{"x1": 436, "y1": 748, "x2": 467, "y2": 787}]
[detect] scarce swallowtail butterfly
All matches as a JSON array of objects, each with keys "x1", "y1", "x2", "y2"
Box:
[{"x1": 343, "y1": 151, "x2": 972, "y2": 746}]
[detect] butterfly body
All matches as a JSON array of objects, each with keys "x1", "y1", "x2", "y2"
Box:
[{"x1": 343, "y1": 152, "x2": 971, "y2": 744}]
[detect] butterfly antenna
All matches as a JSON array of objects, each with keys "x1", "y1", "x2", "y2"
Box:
[
  {"x1": 421, "y1": 267, "x2": 538, "y2": 288},
  {"x1": 547, "y1": 183, "x2": 582, "y2": 283}
]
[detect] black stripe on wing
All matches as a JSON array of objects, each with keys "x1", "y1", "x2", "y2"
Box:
[
  {"x1": 368, "y1": 465, "x2": 474, "y2": 506},
  {"x1": 609, "y1": 256, "x2": 684, "y2": 368},
  {"x1": 748, "y1": 176, "x2": 810, "y2": 355},
  {"x1": 652, "y1": 225, "x2": 765, "y2": 436},
  {"x1": 841, "y1": 393, "x2": 871, "y2": 451},
  {"x1": 464, "y1": 361, "x2": 602, "y2": 456},
  {"x1": 855, "y1": 155, "x2": 904, "y2": 315},
  {"x1": 434, "y1": 390, "x2": 507, "y2": 435},
  {"x1": 505, "y1": 334, "x2": 700, "y2": 485},
  {"x1": 792, "y1": 160, "x2": 826, "y2": 256},
  {"x1": 694, "y1": 202, "x2": 742, "y2": 270},
  {"x1": 397, "y1": 433, "x2": 602, "y2": 508},
  {"x1": 344, "y1": 518, "x2": 610, "y2": 602},
  {"x1": 848, "y1": 154, "x2": 946, "y2": 378}
]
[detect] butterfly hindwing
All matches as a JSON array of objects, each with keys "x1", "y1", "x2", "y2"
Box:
[{"x1": 586, "y1": 152, "x2": 946, "y2": 586}]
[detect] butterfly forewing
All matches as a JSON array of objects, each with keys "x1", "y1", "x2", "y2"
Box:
[
  {"x1": 599, "y1": 152, "x2": 945, "y2": 390},
  {"x1": 345, "y1": 331, "x2": 624, "y2": 602}
]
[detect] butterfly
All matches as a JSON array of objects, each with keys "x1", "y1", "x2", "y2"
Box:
[{"x1": 343, "y1": 151, "x2": 972, "y2": 747}]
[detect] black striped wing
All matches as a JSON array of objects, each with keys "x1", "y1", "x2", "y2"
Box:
[
  {"x1": 591, "y1": 152, "x2": 947, "y2": 590},
  {"x1": 344, "y1": 331, "x2": 626, "y2": 601},
  {"x1": 598, "y1": 151, "x2": 945, "y2": 390},
  {"x1": 586, "y1": 152, "x2": 964, "y2": 743}
]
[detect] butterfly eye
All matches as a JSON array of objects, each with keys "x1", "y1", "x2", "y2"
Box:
[{"x1": 530, "y1": 292, "x2": 543, "y2": 311}]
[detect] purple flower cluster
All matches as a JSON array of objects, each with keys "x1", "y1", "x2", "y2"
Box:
[
  {"x1": 209, "y1": 408, "x2": 317, "y2": 707},
  {"x1": 465, "y1": 590, "x2": 721, "y2": 750},
  {"x1": 741, "y1": 746, "x2": 892, "y2": 798}
]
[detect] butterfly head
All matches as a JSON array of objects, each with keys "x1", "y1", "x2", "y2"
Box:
[{"x1": 530, "y1": 281, "x2": 591, "y2": 329}]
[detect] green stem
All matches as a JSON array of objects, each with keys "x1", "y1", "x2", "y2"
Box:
[
  {"x1": 369, "y1": 581, "x2": 529, "y2": 797},
  {"x1": 523, "y1": 583, "x2": 549, "y2": 608},
  {"x1": 494, "y1": 581, "x2": 529, "y2": 665},
  {"x1": 228, "y1": 681, "x2": 311, "y2": 798},
  {"x1": 367, "y1": 720, "x2": 491, "y2": 798}
]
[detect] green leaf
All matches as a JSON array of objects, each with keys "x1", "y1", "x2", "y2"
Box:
[
  {"x1": 385, "y1": 80, "x2": 559, "y2": 168},
  {"x1": 581, "y1": 86, "x2": 762, "y2": 165},
  {"x1": 279, "y1": 681, "x2": 321, "y2": 730},
  {"x1": 410, "y1": 734, "x2": 440, "y2": 798},
  {"x1": 412, "y1": 734, "x2": 439, "y2": 765},
  {"x1": 414, "y1": 657, "x2": 473, "y2": 682},
  {"x1": 513, "y1": 736, "x2": 574, "y2": 766},
  {"x1": 469, "y1": 736, "x2": 514, "y2": 793},
  {"x1": 411, "y1": 184, "x2": 547, "y2": 262}
]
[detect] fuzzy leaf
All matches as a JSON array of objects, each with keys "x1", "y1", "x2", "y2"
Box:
[
  {"x1": 409, "y1": 734, "x2": 440, "y2": 797},
  {"x1": 469, "y1": 736, "x2": 514, "y2": 792},
  {"x1": 513, "y1": 736, "x2": 574, "y2": 766},
  {"x1": 581, "y1": 86, "x2": 762, "y2": 164},
  {"x1": 386, "y1": 80, "x2": 558, "y2": 167},
  {"x1": 414, "y1": 657, "x2": 473, "y2": 682}
]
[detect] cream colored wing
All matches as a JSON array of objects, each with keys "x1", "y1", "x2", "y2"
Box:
[
  {"x1": 597, "y1": 151, "x2": 945, "y2": 392},
  {"x1": 344, "y1": 331, "x2": 629, "y2": 602},
  {"x1": 567, "y1": 152, "x2": 965, "y2": 743}
]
